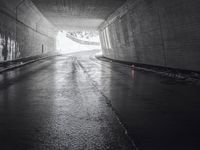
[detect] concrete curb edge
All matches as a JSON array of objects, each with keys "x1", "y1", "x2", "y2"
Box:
[{"x1": 0, "y1": 54, "x2": 61, "y2": 74}]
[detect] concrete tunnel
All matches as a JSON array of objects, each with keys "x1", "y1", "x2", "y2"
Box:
[
  {"x1": 0, "y1": 0, "x2": 200, "y2": 149},
  {"x1": 0, "y1": 0, "x2": 199, "y2": 72}
]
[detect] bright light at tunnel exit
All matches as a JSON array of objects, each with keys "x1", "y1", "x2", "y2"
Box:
[{"x1": 56, "y1": 31, "x2": 101, "y2": 54}]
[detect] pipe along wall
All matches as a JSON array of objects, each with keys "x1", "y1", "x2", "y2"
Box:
[
  {"x1": 0, "y1": 0, "x2": 57, "y2": 62},
  {"x1": 99, "y1": 0, "x2": 200, "y2": 72}
]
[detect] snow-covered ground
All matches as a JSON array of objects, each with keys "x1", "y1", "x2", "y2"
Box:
[{"x1": 56, "y1": 31, "x2": 101, "y2": 54}]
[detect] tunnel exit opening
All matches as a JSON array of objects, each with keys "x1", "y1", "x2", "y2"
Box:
[{"x1": 56, "y1": 30, "x2": 101, "y2": 54}]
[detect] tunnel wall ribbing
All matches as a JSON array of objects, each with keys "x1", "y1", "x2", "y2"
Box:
[
  {"x1": 99, "y1": 0, "x2": 200, "y2": 71},
  {"x1": 0, "y1": 0, "x2": 57, "y2": 62}
]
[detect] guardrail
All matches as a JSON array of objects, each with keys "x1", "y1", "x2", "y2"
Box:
[{"x1": 66, "y1": 34, "x2": 100, "y2": 46}]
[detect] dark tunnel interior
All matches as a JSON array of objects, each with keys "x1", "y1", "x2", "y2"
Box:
[{"x1": 0, "y1": 0, "x2": 200, "y2": 150}]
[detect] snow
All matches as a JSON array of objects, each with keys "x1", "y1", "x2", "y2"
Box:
[{"x1": 56, "y1": 31, "x2": 101, "y2": 54}]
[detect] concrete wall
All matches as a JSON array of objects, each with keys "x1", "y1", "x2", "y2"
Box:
[
  {"x1": 0, "y1": 0, "x2": 57, "y2": 62},
  {"x1": 99, "y1": 0, "x2": 200, "y2": 71}
]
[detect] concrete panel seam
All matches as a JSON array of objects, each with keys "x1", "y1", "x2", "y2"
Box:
[{"x1": 0, "y1": 9, "x2": 54, "y2": 40}]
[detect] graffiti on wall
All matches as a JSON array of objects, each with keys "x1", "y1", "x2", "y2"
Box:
[{"x1": 0, "y1": 30, "x2": 21, "y2": 62}]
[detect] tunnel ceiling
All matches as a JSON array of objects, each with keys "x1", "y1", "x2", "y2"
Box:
[{"x1": 31, "y1": 0, "x2": 127, "y2": 30}]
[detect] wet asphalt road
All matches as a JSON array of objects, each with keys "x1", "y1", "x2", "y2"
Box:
[{"x1": 0, "y1": 50, "x2": 200, "y2": 150}]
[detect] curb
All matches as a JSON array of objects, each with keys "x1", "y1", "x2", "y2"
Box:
[
  {"x1": 95, "y1": 54, "x2": 200, "y2": 83},
  {"x1": 0, "y1": 54, "x2": 60, "y2": 74}
]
